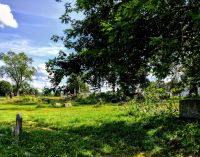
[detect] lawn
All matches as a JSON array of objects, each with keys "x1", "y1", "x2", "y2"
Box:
[{"x1": 0, "y1": 97, "x2": 200, "y2": 157}]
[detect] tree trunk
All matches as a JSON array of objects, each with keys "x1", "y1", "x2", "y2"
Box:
[
  {"x1": 112, "y1": 83, "x2": 115, "y2": 92},
  {"x1": 78, "y1": 85, "x2": 81, "y2": 94},
  {"x1": 74, "y1": 89, "x2": 77, "y2": 97},
  {"x1": 14, "y1": 85, "x2": 20, "y2": 96},
  {"x1": 14, "y1": 89, "x2": 19, "y2": 96}
]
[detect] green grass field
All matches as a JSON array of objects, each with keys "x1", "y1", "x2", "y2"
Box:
[{"x1": 0, "y1": 97, "x2": 200, "y2": 157}]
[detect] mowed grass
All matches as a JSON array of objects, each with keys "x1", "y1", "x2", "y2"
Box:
[{"x1": 0, "y1": 97, "x2": 200, "y2": 157}]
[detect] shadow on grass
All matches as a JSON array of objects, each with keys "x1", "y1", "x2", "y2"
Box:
[
  {"x1": 0, "y1": 108, "x2": 37, "y2": 112},
  {"x1": 8, "y1": 102, "x2": 39, "y2": 106},
  {"x1": 0, "y1": 103, "x2": 48, "y2": 111},
  {"x1": 0, "y1": 114, "x2": 200, "y2": 157}
]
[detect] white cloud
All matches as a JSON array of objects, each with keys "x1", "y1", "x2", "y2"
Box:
[
  {"x1": 0, "y1": 3, "x2": 18, "y2": 28},
  {"x1": 30, "y1": 63, "x2": 52, "y2": 91},
  {"x1": 0, "y1": 39, "x2": 66, "y2": 57},
  {"x1": 34, "y1": 63, "x2": 49, "y2": 82},
  {"x1": 36, "y1": 64, "x2": 48, "y2": 76},
  {"x1": 0, "y1": 39, "x2": 68, "y2": 91},
  {"x1": 0, "y1": 40, "x2": 65, "y2": 91},
  {"x1": 32, "y1": 80, "x2": 51, "y2": 92}
]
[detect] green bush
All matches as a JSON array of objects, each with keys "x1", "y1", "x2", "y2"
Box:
[
  {"x1": 0, "y1": 81, "x2": 13, "y2": 96},
  {"x1": 76, "y1": 94, "x2": 98, "y2": 104},
  {"x1": 144, "y1": 82, "x2": 170, "y2": 104},
  {"x1": 75, "y1": 91, "x2": 127, "y2": 104},
  {"x1": 21, "y1": 96, "x2": 39, "y2": 103}
]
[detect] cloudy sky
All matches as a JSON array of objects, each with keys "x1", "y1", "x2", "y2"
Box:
[{"x1": 0, "y1": 0, "x2": 70, "y2": 90}]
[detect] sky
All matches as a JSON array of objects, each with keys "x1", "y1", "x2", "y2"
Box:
[{"x1": 0, "y1": 0, "x2": 70, "y2": 91}]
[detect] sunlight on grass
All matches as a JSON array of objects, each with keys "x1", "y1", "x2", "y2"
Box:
[{"x1": 0, "y1": 97, "x2": 199, "y2": 156}]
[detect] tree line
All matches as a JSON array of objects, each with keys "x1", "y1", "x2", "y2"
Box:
[{"x1": 0, "y1": 52, "x2": 89, "y2": 97}]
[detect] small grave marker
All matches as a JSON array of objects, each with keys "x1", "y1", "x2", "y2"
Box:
[{"x1": 15, "y1": 114, "x2": 22, "y2": 136}]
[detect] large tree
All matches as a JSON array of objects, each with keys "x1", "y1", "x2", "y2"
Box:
[
  {"x1": 0, "y1": 52, "x2": 36, "y2": 96},
  {"x1": 48, "y1": 0, "x2": 200, "y2": 96}
]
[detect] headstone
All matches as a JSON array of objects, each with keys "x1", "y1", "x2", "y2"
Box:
[
  {"x1": 179, "y1": 99, "x2": 200, "y2": 118},
  {"x1": 15, "y1": 114, "x2": 22, "y2": 136},
  {"x1": 55, "y1": 103, "x2": 63, "y2": 107},
  {"x1": 64, "y1": 103, "x2": 72, "y2": 107}
]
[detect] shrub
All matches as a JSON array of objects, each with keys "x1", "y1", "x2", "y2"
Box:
[
  {"x1": 0, "y1": 81, "x2": 13, "y2": 96},
  {"x1": 76, "y1": 94, "x2": 98, "y2": 104},
  {"x1": 75, "y1": 91, "x2": 127, "y2": 104},
  {"x1": 144, "y1": 82, "x2": 170, "y2": 104},
  {"x1": 20, "y1": 96, "x2": 39, "y2": 103}
]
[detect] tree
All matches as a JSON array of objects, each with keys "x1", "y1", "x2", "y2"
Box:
[
  {"x1": 102, "y1": 0, "x2": 200, "y2": 95},
  {"x1": 66, "y1": 73, "x2": 90, "y2": 96},
  {"x1": 0, "y1": 52, "x2": 36, "y2": 96},
  {"x1": 49, "y1": 0, "x2": 200, "y2": 96},
  {"x1": 181, "y1": 53, "x2": 200, "y2": 96},
  {"x1": 49, "y1": 0, "x2": 150, "y2": 95},
  {"x1": 42, "y1": 87, "x2": 53, "y2": 96},
  {"x1": 0, "y1": 80, "x2": 13, "y2": 96},
  {"x1": 19, "y1": 82, "x2": 39, "y2": 96}
]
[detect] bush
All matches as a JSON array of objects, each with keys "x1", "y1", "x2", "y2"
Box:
[
  {"x1": 76, "y1": 94, "x2": 98, "y2": 104},
  {"x1": 144, "y1": 82, "x2": 170, "y2": 104},
  {"x1": 75, "y1": 91, "x2": 127, "y2": 104},
  {"x1": 0, "y1": 81, "x2": 13, "y2": 96},
  {"x1": 20, "y1": 96, "x2": 39, "y2": 103}
]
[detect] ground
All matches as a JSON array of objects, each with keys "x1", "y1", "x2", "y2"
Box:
[{"x1": 0, "y1": 97, "x2": 199, "y2": 157}]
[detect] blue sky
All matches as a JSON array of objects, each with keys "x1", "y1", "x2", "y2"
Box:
[{"x1": 0, "y1": 0, "x2": 71, "y2": 90}]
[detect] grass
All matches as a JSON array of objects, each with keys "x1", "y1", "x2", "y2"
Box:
[{"x1": 0, "y1": 97, "x2": 200, "y2": 156}]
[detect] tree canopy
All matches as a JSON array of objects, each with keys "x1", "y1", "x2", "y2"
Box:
[
  {"x1": 0, "y1": 52, "x2": 36, "y2": 96},
  {"x1": 0, "y1": 80, "x2": 13, "y2": 96},
  {"x1": 48, "y1": 0, "x2": 200, "y2": 96}
]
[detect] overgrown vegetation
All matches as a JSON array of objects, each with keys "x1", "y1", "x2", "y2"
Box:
[
  {"x1": 0, "y1": 96, "x2": 199, "y2": 156},
  {"x1": 0, "y1": 0, "x2": 199, "y2": 156}
]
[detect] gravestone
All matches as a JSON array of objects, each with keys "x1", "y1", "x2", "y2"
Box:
[
  {"x1": 64, "y1": 102, "x2": 72, "y2": 107},
  {"x1": 54, "y1": 103, "x2": 63, "y2": 107},
  {"x1": 15, "y1": 114, "x2": 22, "y2": 136},
  {"x1": 179, "y1": 99, "x2": 200, "y2": 118}
]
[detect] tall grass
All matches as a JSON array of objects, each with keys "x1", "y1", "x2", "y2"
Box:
[{"x1": 0, "y1": 97, "x2": 199, "y2": 156}]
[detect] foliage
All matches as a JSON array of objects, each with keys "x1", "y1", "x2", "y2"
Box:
[
  {"x1": 0, "y1": 52, "x2": 36, "y2": 96},
  {"x1": 181, "y1": 53, "x2": 200, "y2": 96},
  {"x1": 42, "y1": 87, "x2": 53, "y2": 96},
  {"x1": 144, "y1": 81, "x2": 170, "y2": 104},
  {"x1": 168, "y1": 79, "x2": 185, "y2": 96},
  {"x1": 18, "y1": 82, "x2": 39, "y2": 96},
  {"x1": 48, "y1": 0, "x2": 200, "y2": 96},
  {"x1": 76, "y1": 91, "x2": 127, "y2": 104},
  {"x1": 20, "y1": 96, "x2": 40, "y2": 103},
  {"x1": 0, "y1": 80, "x2": 13, "y2": 96},
  {"x1": 66, "y1": 73, "x2": 90, "y2": 96}
]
